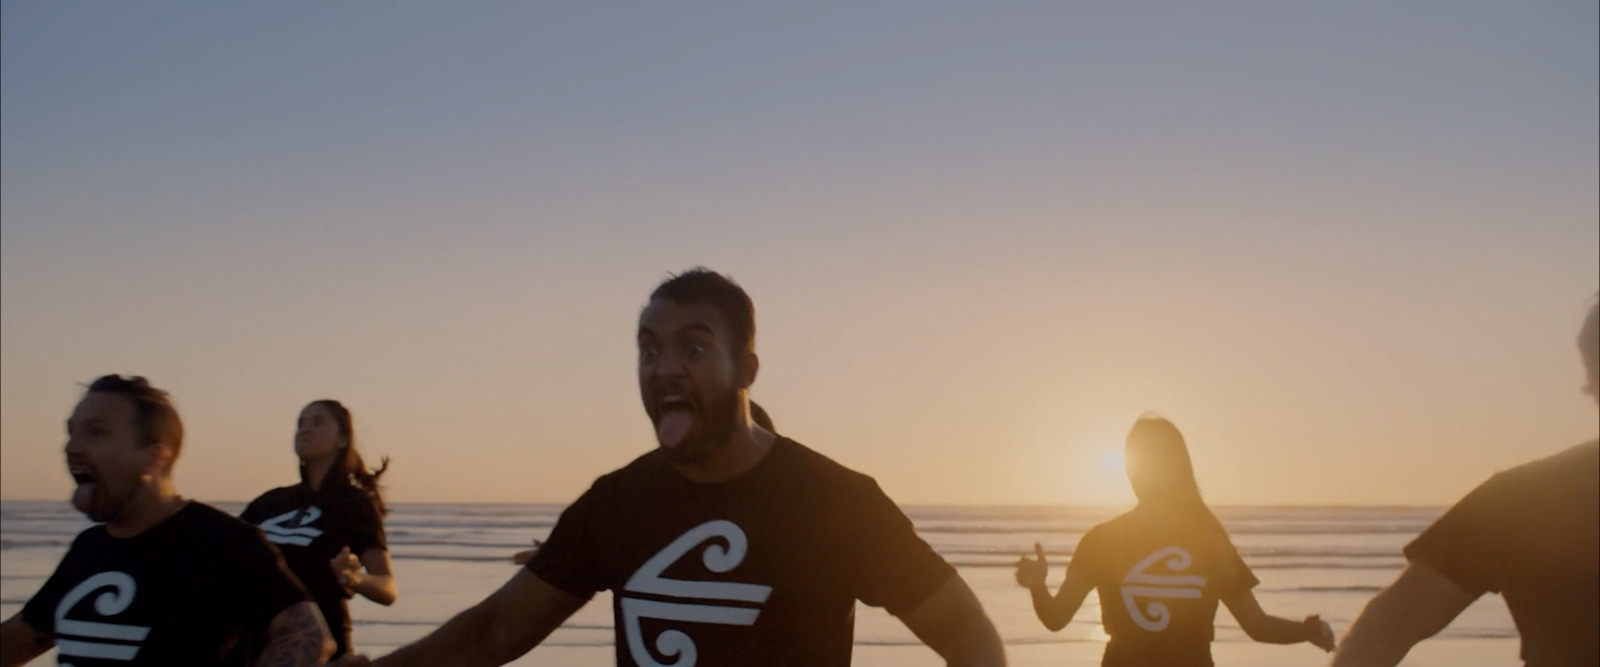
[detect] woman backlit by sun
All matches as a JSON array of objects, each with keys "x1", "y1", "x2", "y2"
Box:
[{"x1": 1016, "y1": 415, "x2": 1335, "y2": 666}]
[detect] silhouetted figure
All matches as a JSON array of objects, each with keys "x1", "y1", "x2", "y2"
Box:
[
  {"x1": 1333, "y1": 298, "x2": 1600, "y2": 666},
  {"x1": 242, "y1": 400, "x2": 399, "y2": 659},
  {"x1": 1016, "y1": 416, "x2": 1334, "y2": 666},
  {"x1": 340, "y1": 268, "x2": 1005, "y2": 666},
  {"x1": 0, "y1": 375, "x2": 333, "y2": 665}
]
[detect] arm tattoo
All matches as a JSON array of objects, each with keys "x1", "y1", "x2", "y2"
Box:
[{"x1": 258, "y1": 601, "x2": 334, "y2": 667}]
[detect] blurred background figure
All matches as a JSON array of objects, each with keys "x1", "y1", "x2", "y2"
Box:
[
  {"x1": 1016, "y1": 416, "x2": 1335, "y2": 665},
  {"x1": 242, "y1": 399, "x2": 398, "y2": 660},
  {"x1": 1332, "y1": 297, "x2": 1600, "y2": 667}
]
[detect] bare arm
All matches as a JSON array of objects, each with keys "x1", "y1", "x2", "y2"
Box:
[
  {"x1": 1015, "y1": 542, "x2": 1091, "y2": 632},
  {"x1": 367, "y1": 570, "x2": 587, "y2": 667},
  {"x1": 1031, "y1": 559, "x2": 1092, "y2": 632},
  {"x1": 257, "y1": 601, "x2": 335, "y2": 667},
  {"x1": 0, "y1": 613, "x2": 53, "y2": 667},
  {"x1": 1222, "y1": 589, "x2": 1333, "y2": 650},
  {"x1": 897, "y1": 575, "x2": 1007, "y2": 667},
  {"x1": 1330, "y1": 561, "x2": 1477, "y2": 667},
  {"x1": 334, "y1": 547, "x2": 398, "y2": 606}
]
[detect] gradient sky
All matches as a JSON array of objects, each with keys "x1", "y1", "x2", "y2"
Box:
[{"x1": 3, "y1": 1, "x2": 1596, "y2": 507}]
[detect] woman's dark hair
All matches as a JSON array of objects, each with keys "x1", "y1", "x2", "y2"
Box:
[
  {"x1": 302, "y1": 399, "x2": 390, "y2": 516},
  {"x1": 1125, "y1": 415, "x2": 1225, "y2": 537}
]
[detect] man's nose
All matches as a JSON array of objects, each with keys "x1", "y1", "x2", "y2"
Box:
[{"x1": 653, "y1": 350, "x2": 688, "y2": 378}]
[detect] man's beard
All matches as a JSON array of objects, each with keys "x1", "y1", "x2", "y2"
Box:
[
  {"x1": 75, "y1": 479, "x2": 135, "y2": 524},
  {"x1": 662, "y1": 389, "x2": 740, "y2": 465}
]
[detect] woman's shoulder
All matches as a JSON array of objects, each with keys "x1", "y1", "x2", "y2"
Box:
[
  {"x1": 241, "y1": 483, "x2": 306, "y2": 520},
  {"x1": 247, "y1": 483, "x2": 306, "y2": 507},
  {"x1": 325, "y1": 481, "x2": 383, "y2": 512}
]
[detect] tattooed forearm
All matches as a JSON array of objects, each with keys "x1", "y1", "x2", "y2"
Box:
[{"x1": 258, "y1": 602, "x2": 335, "y2": 666}]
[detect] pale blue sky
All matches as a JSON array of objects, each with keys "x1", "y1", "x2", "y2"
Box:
[{"x1": 3, "y1": 1, "x2": 1596, "y2": 505}]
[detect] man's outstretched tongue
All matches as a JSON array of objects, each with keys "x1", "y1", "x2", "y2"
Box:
[
  {"x1": 72, "y1": 483, "x2": 96, "y2": 514},
  {"x1": 656, "y1": 411, "x2": 695, "y2": 449}
]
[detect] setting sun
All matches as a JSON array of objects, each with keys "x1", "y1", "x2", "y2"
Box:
[{"x1": 1100, "y1": 451, "x2": 1126, "y2": 472}]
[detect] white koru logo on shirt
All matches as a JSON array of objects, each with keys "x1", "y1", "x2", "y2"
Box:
[
  {"x1": 54, "y1": 571, "x2": 151, "y2": 665},
  {"x1": 260, "y1": 506, "x2": 323, "y2": 547},
  {"x1": 619, "y1": 520, "x2": 773, "y2": 667},
  {"x1": 1119, "y1": 546, "x2": 1207, "y2": 632}
]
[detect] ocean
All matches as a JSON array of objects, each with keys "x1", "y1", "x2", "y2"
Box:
[{"x1": 1, "y1": 501, "x2": 1520, "y2": 666}]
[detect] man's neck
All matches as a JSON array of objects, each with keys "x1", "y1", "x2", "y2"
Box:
[
  {"x1": 105, "y1": 481, "x2": 186, "y2": 539},
  {"x1": 671, "y1": 425, "x2": 777, "y2": 484}
]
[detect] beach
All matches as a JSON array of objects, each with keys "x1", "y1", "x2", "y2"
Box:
[{"x1": 1, "y1": 501, "x2": 1519, "y2": 665}]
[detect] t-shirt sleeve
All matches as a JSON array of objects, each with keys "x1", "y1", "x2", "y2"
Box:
[
  {"x1": 19, "y1": 534, "x2": 91, "y2": 634},
  {"x1": 240, "y1": 497, "x2": 262, "y2": 524},
  {"x1": 229, "y1": 529, "x2": 314, "y2": 632},
  {"x1": 1212, "y1": 538, "x2": 1260, "y2": 599},
  {"x1": 845, "y1": 478, "x2": 957, "y2": 616},
  {"x1": 1063, "y1": 525, "x2": 1103, "y2": 587},
  {"x1": 1403, "y1": 470, "x2": 1523, "y2": 596},
  {"x1": 525, "y1": 482, "x2": 606, "y2": 600},
  {"x1": 346, "y1": 493, "x2": 388, "y2": 554}
]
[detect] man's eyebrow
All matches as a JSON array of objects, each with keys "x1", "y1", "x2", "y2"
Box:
[
  {"x1": 638, "y1": 322, "x2": 715, "y2": 337},
  {"x1": 679, "y1": 322, "x2": 715, "y2": 336}
]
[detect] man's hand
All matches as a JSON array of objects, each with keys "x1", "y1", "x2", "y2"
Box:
[{"x1": 1014, "y1": 542, "x2": 1048, "y2": 590}]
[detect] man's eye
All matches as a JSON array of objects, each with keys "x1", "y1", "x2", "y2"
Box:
[
  {"x1": 688, "y1": 343, "x2": 708, "y2": 356},
  {"x1": 640, "y1": 347, "x2": 659, "y2": 362}
]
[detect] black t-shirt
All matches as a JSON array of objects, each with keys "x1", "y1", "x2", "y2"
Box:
[
  {"x1": 20, "y1": 502, "x2": 310, "y2": 666},
  {"x1": 1404, "y1": 440, "x2": 1599, "y2": 667},
  {"x1": 526, "y1": 437, "x2": 956, "y2": 667},
  {"x1": 241, "y1": 481, "x2": 387, "y2": 658},
  {"x1": 1067, "y1": 506, "x2": 1259, "y2": 667}
]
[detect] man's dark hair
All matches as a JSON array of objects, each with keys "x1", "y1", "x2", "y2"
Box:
[
  {"x1": 85, "y1": 374, "x2": 184, "y2": 459},
  {"x1": 650, "y1": 267, "x2": 757, "y2": 354}
]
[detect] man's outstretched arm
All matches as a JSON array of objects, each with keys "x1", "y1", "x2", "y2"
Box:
[
  {"x1": 340, "y1": 570, "x2": 587, "y2": 667},
  {"x1": 0, "y1": 613, "x2": 53, "y2": 667},
  {"x1": 1330, "y1": 561, "x2": 1477, "y2": 667},
  {"x1": 898, "y1": 575, "x2": 1007, "y2": 667}
]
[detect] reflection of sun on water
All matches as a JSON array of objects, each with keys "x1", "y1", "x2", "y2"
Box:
[{"x1": 1100, "y1": 451, "x2": 1125, "y2": 471}]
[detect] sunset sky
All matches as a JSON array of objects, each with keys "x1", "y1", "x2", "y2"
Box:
[{"x1": 3, "y1": 1, "x2": 1596, "y2": 507}]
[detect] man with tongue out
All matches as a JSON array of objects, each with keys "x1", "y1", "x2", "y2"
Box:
[
  {"x1": 337, "y1": 268, "x2": 1006, "y2": 666},
  {"x1": 1, "y1": 375, "x2": 334, "y2": 666}
]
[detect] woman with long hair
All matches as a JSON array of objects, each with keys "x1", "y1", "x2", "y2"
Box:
[
  {"x1": 1016, "y1": 415, "x2": 1334, "y2": 666},
  {"x1": 242, "y1": 399, "x2": 398, "y2": 659}
]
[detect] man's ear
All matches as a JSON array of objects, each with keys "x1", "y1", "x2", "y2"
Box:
[
  {"x1": 143, "y1": 442, "x2": 175, "y2": 476},
  {"x1": 738, "y1": 351, "x2": 760, "y2": 390}
]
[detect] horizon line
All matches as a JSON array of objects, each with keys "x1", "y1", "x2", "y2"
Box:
[{"x1": 0, "y1": 498, "x2": 1452, "y2": 510}]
